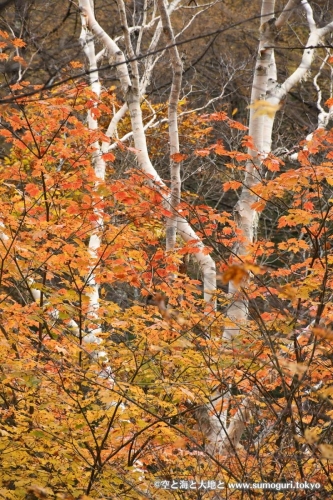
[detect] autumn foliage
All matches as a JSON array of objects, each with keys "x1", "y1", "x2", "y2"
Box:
[{"x1": 1, "y1": 32, "x2": 333, "y2": 500}]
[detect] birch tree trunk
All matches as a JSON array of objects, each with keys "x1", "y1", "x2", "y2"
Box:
[
  {"x1": 79, "y1": 0, "x2": 216, "y2": 305},
  {"x1": 203, "y1": 0, "x2": 333, "y2": 455},
  {"x1": 224, "y1": 0, "x2": 308, "y2": 340},
  {"x1": 157, "y1": 0, "x2": 182, "y2": 255},
  {"x1": 77, "y1": 1, "x2": 112, "y2": 373},
  {"x1": 78, "y1": 0, "x2": 333, "y2": 460}
]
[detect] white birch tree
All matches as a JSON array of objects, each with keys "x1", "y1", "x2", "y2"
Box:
[
  {"x1": 2, "y1": 0, "x2": 333, "y2": 495},
  {"x1": 79, "y1": 0, "x2": 217, "y2": 306},
  {"x1": 213, "y1": 0, "x2": 333, "y2": 453},
  {"x1": 77, "y1": 0, "x2": 333, "y2": 458}
]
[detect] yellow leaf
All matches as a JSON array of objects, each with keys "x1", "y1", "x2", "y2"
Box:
[
  {"x1": 244, "y1": 263, "x2": 267, "y2": 275},
  {"x1": 280, "y1": 359, "x2": 307, "y2": 377},
  {"x1": 248, "y1": 99, "x2": 281, "y2": 119},
  {"x1": 277, "y1": 285, "x2": 297, "y2": 299},
  {"x1": 319, "y1": 386, "x2": 333, "y2": 398},
  {"x1": 304, "y1": 427, "x2": 321, "y2": 444},
  {"x1": 319, "y1": 444, "x2": 333, "y2": 460}
]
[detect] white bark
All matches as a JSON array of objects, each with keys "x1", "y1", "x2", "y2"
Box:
[
  {"x1": 157, "y1": 0, "x2": 182, "y2": 260},
  {"x1": 224, "y1": 0, "x2": 312, "y2": 341},
  {"x1": 80, "y1": 0, "x2": 216, "y2": 304},
  {"x1": 107, "y1": 106, "x2": 157, "y2": 151},
  {"x1": 223, "y1": 0, "x2": 281, "y2": 340},
  {"x1": 77, "y1": 2, "x2": 112, "y2": 376},
  {"x1": 0, "y1": 222, "x2": 9, "y2": 244},
  {"x1": 104, "y1": 103, "x2": 128, "y2": 145},
  {"x1": 140, "y1": 0, "x2": 183, "y2": 95},
  {"x1": 213, "y1": 0, "x2": 324, "y2": 454},
  {"x1": 290, "y1": 51, "x2": 333, "y2": 160},
  {"x1": 79, "y1": 4, "x2": 106, "y2": 346}
]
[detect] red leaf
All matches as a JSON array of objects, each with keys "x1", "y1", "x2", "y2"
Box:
[{"x1": 102, "y1": 152, "x2": 115, "y2": 162}]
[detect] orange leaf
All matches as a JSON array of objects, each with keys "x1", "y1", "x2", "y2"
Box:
[
  {"x1": 70, "y1": 60, "x2": 84, "y2": 68},
  {"x1": 12, "y1": 38, "x2": 26, "y2": 47},
  {"x1": 214, "y1": 144, "x2": 227, "y2": 155},
  {"x1": 312, "y1": 327, "x2": 333, "y2": 341},
  {"x1": 102, "y1": 152, "x2": 115, "y2": 162},
  {"x1": 25, "y1": 183, "x2": 40, "y2": 197},
  {"x1": 223, "y1": 181, "x2": 242, "y2": 191},
  {"x1": 220, "y1": 265, "x2": 248, "y2": 286},
  {"x1": 171, "y1": 153, "x2": 187, "y2": 162},
  {"x1": 263, "y1": 158, "x2": 280, "y2": 171},
  {"x1": 209, "y1": 111, "x2": 228, "y2": 121},
  {"x1": 228, "y1": 119, "x2": 248, "y2": 130},
  {"x1": 195, "y1": 149, "x2": 210, "y2": 157}
]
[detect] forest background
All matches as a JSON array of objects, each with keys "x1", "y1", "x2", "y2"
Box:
[{"x1": 1, "y1": 0, "x2": 333, "y2": 499}]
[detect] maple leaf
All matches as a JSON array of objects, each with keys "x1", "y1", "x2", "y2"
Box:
[
  {"x1": 1, "y1": 14, "x2": 333, "y2": 497},
  {"x1": 326, "y1": 97, "x2": 333, "y2": 107},
  {"x1": 304, "y1": 427, "x2": 321, "y2": 444},
  {"x1": 90, "y1": 107, "x2": 101, "y2": 119},
  {"x1": 13, "y1": 55, "x2": 27, "y2": 66},
  {"x1": 70, "y1": 60, "x2": 84, "y2": 68},
  {"x1": 214, "y1": 143, "x2": 227, "y2": 155},
  {"x1": 242, "y1": 135, "x2": 256, "y2": 149},
  {"x1": 12, "y1": 38, "x2": 26, "y2": 47},
  {"x1": 25, "y1": 183, "x2": 40, "y2": 197},
  {"x1": 251, "y1": 200, "x2": 266, "y2": 211},
  {"x1": 223, "y1": 181, "x2": 242, "y2": 191},
  {"x1": 209, "y1": 111, "x2": 228, "y2": 121},
  {"x1": 263, "y1": 157, "x2": 280, "y2": 171}
]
